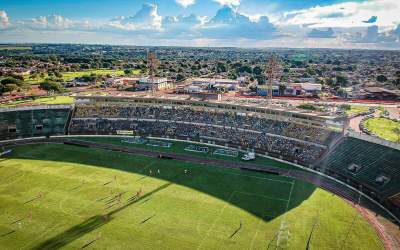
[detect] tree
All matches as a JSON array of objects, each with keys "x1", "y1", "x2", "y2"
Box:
[
  {"x1": 253, "y1": 66, "x2": 263, "y2": 75},
  {"x1": 1, "y1": 77, "x2": 21, "y2": 86},
  {"x1": 0, "y1": 77, "x2": 23, "y2": 95},
  {"x1": 337, "y1": 88, "x2": 347, "y2": 98},
  {"x1": 216, "y1": 62, "x2": 226, "y2": 73},
  {"x1": 176, "y1": 74, "x2": 184, "y2": 82},
  {"x1": 279, "y1": 84, "x2": 287, "y2": 96},
  {"x1": 39, "y1": 81, "x2": 62, "y2": 93},
  {"x1": 124, "y1": 69, "x2": 132, "y2": 75},
  {"x1": 238, "y1": 65, "x2": 252, "y2": 74},
  {"x1": 376, "y1": 75, "x2": 387, "y2": 83},
  {"x1": 336, "y1": 75, "x2": 348, "y2": 87},
  {"x1": 3, "y1": 84, "x2": 18, "y2": 94}
]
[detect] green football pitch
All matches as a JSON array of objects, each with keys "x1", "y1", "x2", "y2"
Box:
[{"x1": 0, "y1": 143, "x2": 383, "y2": 249}]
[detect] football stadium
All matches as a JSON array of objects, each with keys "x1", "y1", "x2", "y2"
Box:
[{"x1": 0, "y1": 95, "x2": 399, "y2": 249}]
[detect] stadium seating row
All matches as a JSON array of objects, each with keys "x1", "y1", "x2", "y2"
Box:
[
  {"x1": 73, "y1": 105, "x2": 339, "y2": 145},
  {"x1": 0, "y1": 108, "x2": 71, "y2": 140},
  {"x1": 321, "y1": 137, "x2": 400, "y2": 198}
]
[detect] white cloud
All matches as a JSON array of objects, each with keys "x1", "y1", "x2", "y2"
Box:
[
  {"x1": 14, "y1": 14, "x2": 95, "y2": 32},
  {"x1": 307, "y1": 27, "x2": 335, "y2": 38},
  {"x1": 29, "y1": 15, "x2": 74, "y2": 29},
  {"x1": 0, "y1": 10, "x2": 10, "y2": 29},
  {"x1": 213, "y1": 0, "x2": 240, "y2": 7},
  {"x1": 175, "y1": 0, "x2": 195, "y2": 8},
  {"x1": 280, "y1": 0, "x2": 400, "y2": 29},
  {"x1": 109, "y1": 3, "x2": 162, "y2": 30},
  {"x1": 202, "y1": 6, "x2": 277, "y2": 39}
]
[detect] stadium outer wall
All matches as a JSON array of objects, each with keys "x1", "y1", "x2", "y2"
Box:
[{"x1": 3, "y1": 134, "x2": 399, "y2": 226}]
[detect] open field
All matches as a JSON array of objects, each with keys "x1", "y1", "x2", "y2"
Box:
[
  {"x1": 364, "y1": 118, "x2": 400, "y2": 142},
  {"x1": 23, "y1": 69, "x2": 141, "y2": 85},
  {"x1": 346, "y1": 105, "x2": 370, "y2": 116},
  {"x1": 70, "y1": 136, "x2": 296, "y2": 170},
  {"x1": 0, "y1": 46, "x2": 32, "y2": 51},
  {"x1": 0, "y1": 96, "x2": 74, "y2": 108},
  {"x1": 0, "y1": 143, "x2": 383, "y2": 249}
]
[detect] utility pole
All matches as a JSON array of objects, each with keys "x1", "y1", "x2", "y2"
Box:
[
  {"x1": 265, "y1": 55, "x2": 281, "y2": 102},
  {"x1": 147, "y1": 51, "x2": 158, "y2": 95}
]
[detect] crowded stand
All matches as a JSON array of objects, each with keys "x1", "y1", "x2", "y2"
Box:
[
  {"x1": 73, "y1": 104, "x2": 338, "y2": 145},
  {"x1": 70, "y1": 102, "x2": 333, "y2": 164}
]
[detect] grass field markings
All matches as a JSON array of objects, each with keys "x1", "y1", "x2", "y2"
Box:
[
  {"x1": 69, "y1": 181, "x2": 86, "y2": 191},
  {"x1": 233, "y1": 191, "x2": 290, "y2": 202},
  {"x1": 339, "y1": 206, "x2": 361, "y2": 250},
  {"x1": 275, "y1": 180, "x2": 295, "y2": 249},
  {"x1": 136, "y1": 162, "x2": 157, "y2": 181},
  {"x1": 139, "y1": 197, "x2": 151, "y2": 204},
  {"x1": 196, "y1": 191, "x2": 236, "y2": 250},
  {"x1": 249, "y1": 214, "x2": 266, "y2": 250},
  {"x1": 210, "y1": 171, "x2": 293, "y2": 185},
  {"x1": 0, "y1": 171, "x2": 25, "y2": 188},
  {"x1": 59, "y1": 197, "x2": 85, "y2": 219}
]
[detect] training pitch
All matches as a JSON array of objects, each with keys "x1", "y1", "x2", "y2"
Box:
[{"x1": 0, "y1": 142, "x2": 383, "y2": 249}]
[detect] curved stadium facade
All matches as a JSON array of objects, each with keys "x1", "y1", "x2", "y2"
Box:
[{"x1": 0, "y1": 96, "x2": 399, "y2": 224}]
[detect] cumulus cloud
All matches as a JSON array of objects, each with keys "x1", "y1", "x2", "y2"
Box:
[
  {"x1": 280, "y1": 0, "x2": 399, "y2": 28},
  {"x1": 213, "y1": 0, "x2": 240, "y2": 7},
  {"x1": 307, "y1": 28, "x2": 335, "y2": 38},
  {"x1": 0, "y1": 10, "x2": 10, "y2": 29},
  {"x1": 26, "y1": 15, "x2": 74, "y2": 30},
  {"x1": 350, "y1": 25, "x2": 400, "y2": 44},
  {"x1": 175, "y1": 0, "x2": 195, "y2": 8},
  {"x1": 107, "y1": 5, "x2": 277, "y2": 40},
  {"x1": 201, "y1": 6, "x2": 277, "y2": 39}
]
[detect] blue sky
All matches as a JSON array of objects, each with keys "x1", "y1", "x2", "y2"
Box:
[
  {"x1": 1, "y1": 0, "x2": 363, "y2": 19},
  {"x1": 0, "y1": 0, "x2": 399, "y2": 49}
]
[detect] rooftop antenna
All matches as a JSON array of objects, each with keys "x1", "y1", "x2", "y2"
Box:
[
  {"x1": 265, "y1": 55, "x2": 281, "y2": 102},
  {"x1": 147, "y1": 50, "x2": 158, "y2": 95}
]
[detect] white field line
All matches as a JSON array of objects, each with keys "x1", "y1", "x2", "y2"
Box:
[
  {"x1": 224, "y1": 172, "x2": 293, "y2": 185},
  {"x1": 196, "y1": 191, "x2": 235, "y2": 250},
  {"x1": 233, "y1": 191, "x2": 290, "y2": 202},
  {"x1": 10, "y1": 135, "x2": 400, "y2": 224},
  {"x1": 250, "y1": 214, "x2": 266, "y2": 250}
]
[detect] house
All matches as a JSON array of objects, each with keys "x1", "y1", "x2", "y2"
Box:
[
  {"x1": 138, "y1": 77, "x2": 173, "y2": 91},
  {"x1": 256, "y1": 82, "x2": 322, "y2": 97}
]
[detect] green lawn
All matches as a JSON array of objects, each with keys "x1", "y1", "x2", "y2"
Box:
[
  {"x1": 0, "y1": 144, "x2": 383, "y2": 249},
  {"x1": 0, "y1": 96, "x2": 74, "y2": 108},
  {"x1": 23, "y1": 69, "x2": 140, "y2": 85},
  {"x1": 69, "y1": 136, "x2": 296, "y2": 170},
  {"x1": 364, "y1": 118, "x2": 400, "y2": 142},
  {"x1": 346, "y1": 106, "x2": 370, "y2": 116},
  {"x1": 0, "y1": 46, "x2": 32, "y2": 51}
]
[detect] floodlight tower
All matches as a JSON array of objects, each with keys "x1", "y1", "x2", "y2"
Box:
[
  {"x1": 265, "y1": 55, "x2": 281, "y2": 102},
  {"x1": 147, "y1": 51, "x2": 158, "y2": 95}
]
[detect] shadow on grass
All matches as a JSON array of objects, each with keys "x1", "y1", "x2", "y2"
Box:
[
  {"x1": 32, "y1": 183, "x2": 171, "y2": 250},
  {"x1": 6, "y1": 144, "x2": 317, "y2": 248}
]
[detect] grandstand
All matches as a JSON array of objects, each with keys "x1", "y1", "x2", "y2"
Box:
[
  {"x1": 320, "y1": 137, "x2": 400, "y2": 200},
  {"x1": 0, "y1": 105, "x2": 72, "y2": 140},
  {"x1": 69, "y1": 96, "x2": 342, "y2": 165}
]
